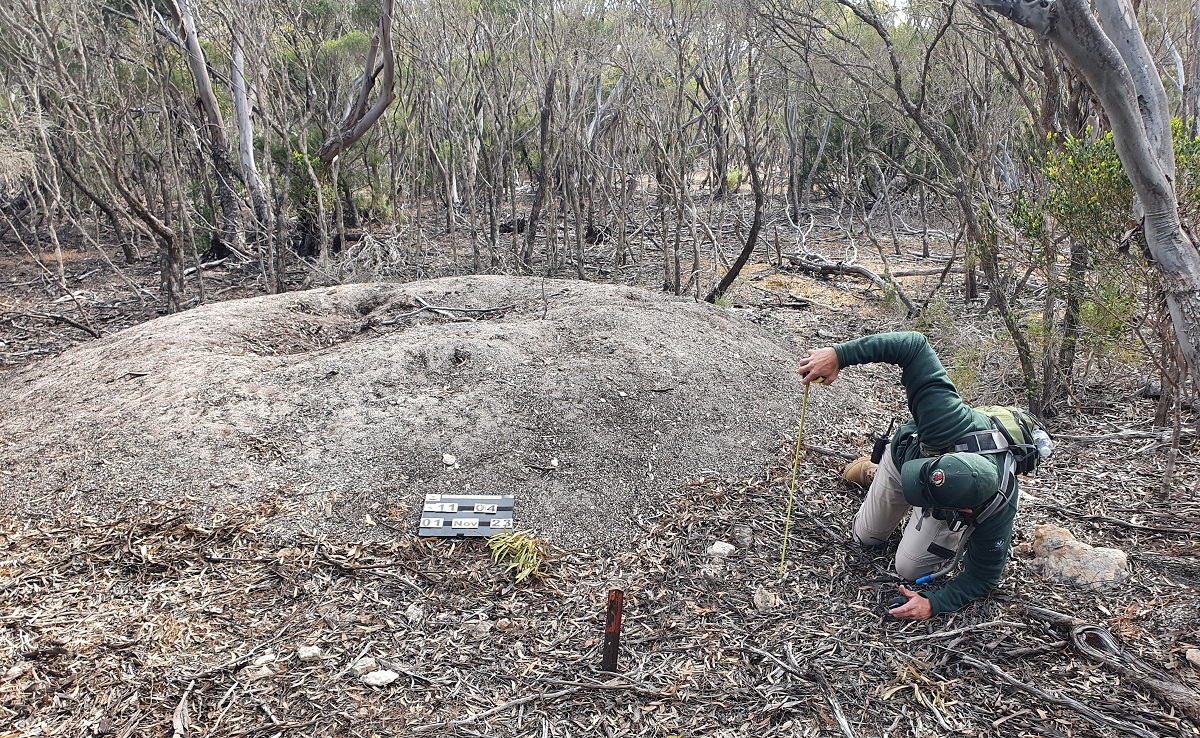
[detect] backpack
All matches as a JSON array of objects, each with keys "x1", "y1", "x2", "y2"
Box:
[{"x1": 973, "y1": 405, "x2": 1045, "y2": 476}]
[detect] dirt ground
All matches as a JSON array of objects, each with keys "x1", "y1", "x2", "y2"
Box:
[{"x1": 1, "y1": 220, "x2": 1199, "y2": 737}]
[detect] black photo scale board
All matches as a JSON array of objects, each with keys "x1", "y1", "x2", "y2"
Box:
[{"x1": 418, "y1": 493, "x2": 515, "y2": 537}]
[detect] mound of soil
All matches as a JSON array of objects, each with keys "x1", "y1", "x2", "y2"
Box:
[{"x1": 0, "y1": 275, "x2": 873, "y2": 548}]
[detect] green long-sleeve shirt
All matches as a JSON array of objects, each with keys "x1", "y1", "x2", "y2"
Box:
[{"x1": 834, "y1": 331, "x2": 1018, "y2": 615}]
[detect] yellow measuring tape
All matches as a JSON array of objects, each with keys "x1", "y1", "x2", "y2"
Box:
[{"x1": 779, "y1": 377, "x2": 820, "y2": 577}]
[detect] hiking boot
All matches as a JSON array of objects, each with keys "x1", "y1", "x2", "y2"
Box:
[{"x1": 842, "y1": 456, "x2": 877, "y2": 487}]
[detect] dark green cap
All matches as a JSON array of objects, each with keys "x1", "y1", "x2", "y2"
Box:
[{"x1": 901, "y1": 452, "x2": 999, "y2": 509}]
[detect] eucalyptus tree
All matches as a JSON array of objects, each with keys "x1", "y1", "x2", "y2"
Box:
[
  {"x1": 761, "y1": 0, "x2": 1000, "y2": 295},
  {"x1": 976, "y1": 0, "x2": 1200, "y2": 386},
  {"x1": 165, "y1": 0, "x2": 247, "y2": 260}
]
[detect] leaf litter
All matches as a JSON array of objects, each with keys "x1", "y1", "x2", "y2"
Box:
[{"x1": 2, "y1": 431, "x2": 1198, "y2": 737}]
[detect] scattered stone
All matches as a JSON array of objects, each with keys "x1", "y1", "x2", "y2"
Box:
[
  {"x1": 350, "y1": 657, "x2": 378, "y2": 676},
  {"x1": 706, "y1": 541, "x2": 736, "y2": 558},
  {"x1": 405, "y1": 603, "x2": 425, "y2": 624},
  {"x1": 442, "y1": 453, "x2": 457, "y2": 466},
  {"x1": 1187, "y1": 649, "x2": 1200, "y2": 668},
  {"x1": 362, "y1": 669, "x2": 399, "y2": 687},
  {"x1": 753, "y1": 586, "x2": 781, "y2": 612},
  {"x1": 252, "y1": 651, "x2": 276, "y2": 667},
  {"x1": 731, "y1": 524, "x2": 754, "y2": 548},
  {"x1": 1030, "y1": 525, "x2": 1130, "y2": 589},
  {"x1": 296, "y1": 646, "x2": 322, "y2": 663}
]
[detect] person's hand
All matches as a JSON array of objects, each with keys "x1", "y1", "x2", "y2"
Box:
[
  {"x1": 888, "y1": 585, "x2": 933, "y2": 621},
  {"x1": 796, "y1": 347, "x2": 840, "y2": 385}
]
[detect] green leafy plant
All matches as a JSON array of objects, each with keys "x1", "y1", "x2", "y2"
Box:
[{"x1": 487, "y1": 530, "x2": 550, "y2": 583}]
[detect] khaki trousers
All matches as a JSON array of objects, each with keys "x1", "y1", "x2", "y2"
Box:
[{"x1": 852, "y1": 444, "x2": 967, "y2": 582}]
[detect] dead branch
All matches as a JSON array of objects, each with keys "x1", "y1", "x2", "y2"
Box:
[
  {"x1": 953, "y1": 652, "x2": 1159, "y2": 738},
  {"x1": 784, "y1": 253, "x2": 886, "y2": 289},
  {"x1": 1024, "y1": 606, "x2": 1200, "y2": 724},
  {"x1": 7, "y1": 311, "x2": 102, "y2": 338}
]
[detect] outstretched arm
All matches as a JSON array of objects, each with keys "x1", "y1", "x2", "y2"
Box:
[{"x1": 834, "y1": 332, "x2": 976, "y2": 450}]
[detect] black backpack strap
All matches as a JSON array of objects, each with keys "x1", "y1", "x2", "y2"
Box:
[
  {"x1": 974, "y1": 455, "x2": 1019, "y2": 526},
  {"x1": 922, "y1": 428, "x2": 1008, "y2": 456}
]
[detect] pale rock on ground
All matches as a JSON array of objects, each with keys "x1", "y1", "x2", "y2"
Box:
[
  {"x1": 706, "y1": 541, "x2": 737, "y2": 558},
  {"x1": 1026, "y1": 524, "x2": 1131, "y2": 589},
  {"x1": 0, "y1": 276, "x2": 873, "y2": 549},
  {"x1": 362, "y1": 670, "x2": 400, "y2": 687}
]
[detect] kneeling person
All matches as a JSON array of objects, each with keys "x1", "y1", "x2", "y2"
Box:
[{"x1": 796, "y1": 331, "x2": 1019, "y2": 621}]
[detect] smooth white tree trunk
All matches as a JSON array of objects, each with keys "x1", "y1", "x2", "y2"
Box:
[
  {"x1": 167, "y1": 0, "x2": 246, "y2": 257},
  {"x1": 231, "y1": 24, "x2": 269, "y2": 238}
]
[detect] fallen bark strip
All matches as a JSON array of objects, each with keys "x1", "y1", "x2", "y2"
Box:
[
  {"x1": 808, "y1": 664, "x2": 858, "y2": 738},
  {"x1": 412, "y1": 677, "x2": 672, "y2": 733},
  {"x1": 379, "y1": 299, "x2": 516, "y2": 325},
  {"x1": 805, "y1": 443, "x2": 859, "y2": 461},
  {"x1": 1025, "y1": 605, "x2": 1200, "y2": 725},
  {"x1": 1024, "y1": 501, "x2": 1200, "y2": 536},
  {"x1": 953, "y1": 652, "x2": 1158, "y2": 738},
  {"x1": 1067, "y1": 513, "x2": 1200, "y2": 537},
  {"x1": 900, "y1": 620, "x2": 1033, "y2": 643}
]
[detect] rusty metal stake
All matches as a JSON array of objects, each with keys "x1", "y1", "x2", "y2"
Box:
[{"x1": 601, "y1": 589, "x2": 623, "y2": 672}]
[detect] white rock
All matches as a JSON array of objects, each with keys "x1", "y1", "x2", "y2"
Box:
[
  {"x1": 405, "y1": 603, "x2": 425, "y2": 624},
  {"x1": 1031, "y1": 525, "x2": 1130, "y2": 589},
  {"x1": 1186, "y1": 649, "x2": 1200, "y2": 668},
  {"x1": 296, "y1": 646, "x2": 323, "y2": 663},
  {"x1": 252, "y1": 651, "x2": 277, "y2": 667},
  {"x1": 350, "y1": 657, "x2": 378, "y2": 676},
  {"x1": 466, "y1": 620, "x2": 493, "y2": 638},
  {"x1": 362, "y1": 669, "x2": 399, "y2": 687},
  {"x1": 442, "y1": 453, "x2": 457, "y2": 466},
  {"x1": 707, "y1": 541, "x2": 737, "y2": 558}
]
